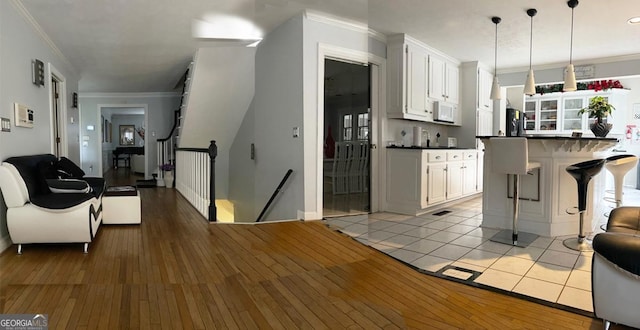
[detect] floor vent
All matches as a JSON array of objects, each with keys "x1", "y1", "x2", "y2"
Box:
[
  {"x1": 436, "y1": 265, "x2": 481, "y2": 282},
  {"x1": 432, "y1": 210, "x2": 452, "y2": 216}
]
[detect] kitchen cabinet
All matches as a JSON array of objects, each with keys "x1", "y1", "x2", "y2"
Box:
[
  {"x1": 429, "y1": 55, "x2": 459, "y2": 105},
  {"x1": 386, "y1": 148, "x2": 480, "y2": 215},
  {"x1": 386, "y1": 34, "x2": 460, "y2": 124},
  {"x1": 523, "y1": 89, "x2": 628, "y2": 135}
]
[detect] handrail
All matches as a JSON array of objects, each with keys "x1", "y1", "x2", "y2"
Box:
[
  {"x1": 157, "y1": 109, "x2": 180, "y2": 143},
  {"x1": 256, "y1": 169, "x2": 293, "y2": 222},
  {"x1": 175, "y1": 141, "x2": 217, "y2": 222}
]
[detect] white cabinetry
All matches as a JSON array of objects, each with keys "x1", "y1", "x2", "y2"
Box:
[
  {"x1": 523, "y1": 89, "x2": 628, "y2": 135},
  {"x1": 478, "y1": 68, "x2": 493, "y2": 110},
  {"x1": 387, "y1": 34, "x2": 460, "y2": 124},
  {"x1": 429, "y1": 55, "x2": 459, "y2": 104},
  {"x1": 386, "y1": 148, "x2": 479, "y2": 215}
]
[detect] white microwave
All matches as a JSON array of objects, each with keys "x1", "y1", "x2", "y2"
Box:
[{"x1": 433, "y1": 101, "x2": 457, "y2": 124}]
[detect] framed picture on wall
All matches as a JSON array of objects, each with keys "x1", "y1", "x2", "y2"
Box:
[
  {"x1": 119, "y1": 125, "x2": 135, "y2": 146},
  {"x1": 108, "y1": 122, "x2": 112, "y2": 142},
  {"x1": 101, "y1": 116, "x2": 105, "y2": 142}
]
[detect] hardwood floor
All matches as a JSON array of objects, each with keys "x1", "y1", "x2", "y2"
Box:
[{"x1": 0, "y1": 169, "x2": 607, "y2": 329}]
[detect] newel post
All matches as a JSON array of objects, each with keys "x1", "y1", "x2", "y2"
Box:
[{"x1": 208, "y1": 140, "x2": 217, "y2": 222}]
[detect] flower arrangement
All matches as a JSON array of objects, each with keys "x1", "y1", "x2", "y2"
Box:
[
  {"x1": 534, "y1": 79, "x2": 624, "y2": 95},
  {"x1": 578, "y1": 96, "x2": 615, "y2": 123},
  {"x1": 159, "y1": 163, "x2": 174, "y2": 171}
]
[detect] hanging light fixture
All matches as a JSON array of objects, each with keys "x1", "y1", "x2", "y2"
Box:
[
  {"x1": 564, "y1": 0, "x2": 579, "y2": 91},
  {"x1": 523, "y1": 9, "x2": 537, "y2": 96},
  {"x1": 490, "y1": 16, "x2": 502, "y2": 100}
]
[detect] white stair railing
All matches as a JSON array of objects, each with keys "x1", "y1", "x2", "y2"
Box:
[{"x1": 175, "y1": 141, "x2": 217, "y2": 221}]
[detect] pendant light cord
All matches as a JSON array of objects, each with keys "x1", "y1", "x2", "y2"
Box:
[
  {"x1": 569, "y1": 7, "x2": 574, "y2": 64},
  {"x1": 529, "y1": 16, "x2": 533, "y2": 69},
  {"x1": 494, "y1": 21, "x2": 498, "y2": 76}
]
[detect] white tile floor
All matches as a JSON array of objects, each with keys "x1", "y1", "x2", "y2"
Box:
[{"x1": 325, "y1": 188, "x2": 640, "y2": 314}]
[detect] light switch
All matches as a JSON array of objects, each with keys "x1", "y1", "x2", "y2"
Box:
[
  {"x1": 1, "y1": 118, "x2": 10, "y2": 132},
  {"x1": 292, "y1": 127, "x2": 300, "y2": 138}
]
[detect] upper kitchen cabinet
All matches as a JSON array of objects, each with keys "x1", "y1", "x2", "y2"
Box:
[
  {"x1": 387, "y1": 34, "x2": 461, "y2": 124},
  {"x1": 429, "y1": 55, "x2": 459, "y2": 105},
  {"x1": 477, "y1": 67, "x2": 493, "y2": 110},
  {"x1": 523, "y1": 89, "x2": 628, "y2": 135}
]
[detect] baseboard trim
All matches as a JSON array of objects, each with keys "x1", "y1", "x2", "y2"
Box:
[{"x1": 0, "y1": 235, "x2": 13, "y2": 253}]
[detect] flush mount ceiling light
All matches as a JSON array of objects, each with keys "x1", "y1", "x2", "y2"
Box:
[
  {"x1": 490, "y1": 16, "x2": 502, "y2": 100},
  {"x1": 629, "y1": 16, "x2": 640, "y2": 24},
  {"x1": 523, "y1": 9, "x2": 538, "y2": 96},
  {"x1": 563, "y1": 0, "x2": 579, "y2": 92},
  {"x1": 192, "y1": 14, "x2": 263, "y2": 47}
]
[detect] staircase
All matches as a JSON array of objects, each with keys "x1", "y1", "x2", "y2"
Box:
[{"x1": 157, "y1": 61, "x2": 193, "y2": 187}]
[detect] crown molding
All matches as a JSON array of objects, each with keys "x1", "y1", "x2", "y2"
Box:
[
  {"x1": 304, "y1": 10, "x2": 368, "y2": 34},
  {"x1": 79, "y1": 92, "x2": 180, "y2": 98},
  {"x1": 10, "y1": 0, "x2": 77, "y2": 75},
  {"x1": 498, "y1": 53, "x2": 640, "y2": 75}
]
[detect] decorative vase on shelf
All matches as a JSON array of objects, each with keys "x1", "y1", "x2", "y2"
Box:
[
  {"x1": 163, "y1": 171, "x2": 174, "y2": 188},
  {"x1": 591, "y1": 119, "x2": 612, "y2": 138}
]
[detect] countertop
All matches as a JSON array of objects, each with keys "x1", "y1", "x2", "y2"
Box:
[
  {"x1": 386, "y1": 146, "x2": 473, "y2": 150},
  {"x1": 475, "y1": 135, "x2": 618, "y2": 141}
]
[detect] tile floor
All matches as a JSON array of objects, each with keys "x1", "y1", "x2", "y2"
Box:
[{"x1": 324, "y1": 188, "x2": 640, "y2": 314}]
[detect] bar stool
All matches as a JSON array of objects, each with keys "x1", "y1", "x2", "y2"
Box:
[
  {"x1": 564, "y1": 159, "x2": 606, "y2": 251},
  {"x1": 605, "y1": 154, "x2": 638, "y2": 208},
  {"x1": 489, "y1": 137, "x2": 540, "y2": 247}
]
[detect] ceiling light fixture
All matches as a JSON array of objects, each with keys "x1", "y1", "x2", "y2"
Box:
[
  {"x1": 628, "y1": 16, "x2": 640, "y2": 24},
  {"x1": 523, "y1": 9, "x2": 538, "y2": 96},
  {"x1": 563, "y1": 0, "x2": 579, "y2": 92},
  {"x1": 490, "y1": 16, "x2": 502, "y2": 100}
]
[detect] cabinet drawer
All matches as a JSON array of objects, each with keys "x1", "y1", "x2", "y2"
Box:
[
  {"x1": 447, "y1": 151, "x2": 464, "y2": 161},
  {"x1": 427, "y1": 151, "x2": 446, "y2": 163},
  {"x1": 463, "y1": 151, "x2": 477, "y2": 160}
]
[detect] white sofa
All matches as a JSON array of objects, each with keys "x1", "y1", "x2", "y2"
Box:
[{"x1": 0, "y1": 154, "x2": 104, "y2": 253}]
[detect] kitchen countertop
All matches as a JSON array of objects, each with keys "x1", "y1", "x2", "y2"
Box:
[
  {"x1": 476, "y1": 135, "x2": 618, "y2": 141},
  {"x1": 386, "y1": 146, "x2": 472, "y2": 150}
]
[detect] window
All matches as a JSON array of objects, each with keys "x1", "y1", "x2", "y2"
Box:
[
  {"x1": 357, "y1": 113, "x2": 369, "y2": 140},
  {"x1": 343, "y1": 114, "x2": 352, "y2": 141}
]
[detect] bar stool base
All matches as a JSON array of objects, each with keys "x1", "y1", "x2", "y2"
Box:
[
  {"x1": 562, "y1": 238, "x2": 593, "y2": 252},
  {"x1": 490, "y1": 230, "x2": 538, "y2": 248}
]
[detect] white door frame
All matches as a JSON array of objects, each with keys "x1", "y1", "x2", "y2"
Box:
[
  {"x1": 97, "y1": 104, "x2": 149, "y2": 177},
  {"x1": 48, "y1": 63, "x2": 68, "y2": 157},
  {"x1": 316, "y1": 43, "x2": 386, "y2": 217}
]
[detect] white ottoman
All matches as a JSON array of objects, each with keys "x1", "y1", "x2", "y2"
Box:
[{"x1": 102, "y1": 188, "x2": 141, "y2": 224}]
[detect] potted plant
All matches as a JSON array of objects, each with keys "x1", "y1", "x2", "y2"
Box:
[
  {"x1": 159, "y1": 163, "x2": 174, "y2": 188},
  {"x1": 578, "y1": 96, "x2": 615, "y2": 137}
]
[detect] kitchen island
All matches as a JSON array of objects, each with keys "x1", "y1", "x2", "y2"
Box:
[{"x1": 478, "y1": 136, "x2": 618, "y2": 237}]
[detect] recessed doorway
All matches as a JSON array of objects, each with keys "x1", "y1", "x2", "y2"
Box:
[{"x1": 322, "y1": 59, "x2": 371, "y2": 217}]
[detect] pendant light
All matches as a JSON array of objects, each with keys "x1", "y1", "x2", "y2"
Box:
[
  {"x1": 563, "y1": 0, "x2": 579, "y2": 92},
  {"x1": 523, "y1": 9, "x2": 537, "y2": 96},
  {"x1": 490, "y1": 16, "x2": 502, "y2": 100}
]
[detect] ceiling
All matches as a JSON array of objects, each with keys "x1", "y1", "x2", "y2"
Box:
[{"x1": 18, "y1": 0, "x2": 640, "y2": 93}]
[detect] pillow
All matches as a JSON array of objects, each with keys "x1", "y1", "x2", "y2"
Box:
[
  {"x1": 58, "y1": 157, "x2": 85, "y2": 178},
  {"x1": 46, "y1": 179, "x2": 92, "y2": 194}
]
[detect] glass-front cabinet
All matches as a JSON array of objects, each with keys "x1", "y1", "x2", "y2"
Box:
[
  {"x1": 562, "y1": 97, "x2": 585, "y2": 131},
  {"x1": 523, "y1": 89, "x2": 627, "y2": 135}
]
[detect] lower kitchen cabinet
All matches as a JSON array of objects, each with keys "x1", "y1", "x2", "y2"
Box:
[{"x1": 386, "y1": 148, "x2": 481, "y2": 215}]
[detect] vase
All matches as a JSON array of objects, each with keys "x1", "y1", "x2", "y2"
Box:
[
  {"x1": 591, "y1": 122, "x2": 613, "y2": 138},
  {"x1": 163, "y1": 171, "x2": 174, "y2": 188}
]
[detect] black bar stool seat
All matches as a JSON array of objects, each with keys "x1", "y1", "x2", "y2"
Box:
[{"x1": 564, "y1": 158, "x2": 606, "y2": 251}]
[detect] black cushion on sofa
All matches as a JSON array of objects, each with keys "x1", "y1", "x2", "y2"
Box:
[
  {"x1": 30, "y1": 192, "x2": 94, "y2": 209},
  {"x1": 58, "y1": 157, "x2": 85, "y2": 178},
  {"x1": 607, "y1": 207, "x2": 640, "y2": 235},
  {"x1": 593, "y1": 232, "x2": 640, "y2": 277},
  {"x1": 46, "y1": 179, "x2": 92, "y2": 194},
  {"x1": 5, "y1": 154, "x2": 58, "y2": 197},
  {"x1": 83, "y1": 177, "x2": 106, "y2": 198}
]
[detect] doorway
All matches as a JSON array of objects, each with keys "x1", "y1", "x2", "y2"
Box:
[
  {"x1": 97, "y1": 105, "x2": 148, "y2": 179},
  {"x1": 322, "y1": 59, "x2": 371, "y2": 217},
  {"x1": 48, "y1": 64, "x2": 67, "y2": 158}
]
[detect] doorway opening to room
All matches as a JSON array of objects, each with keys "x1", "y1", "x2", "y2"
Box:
[
  {"x1": 49, "y1": 67, "x2": 67, "y2": 158},
  {"x1": 323, "y1": 59, "x2": 372, "y2": 217},
  {"x1": 98, "y1": 105, "x2": 148, "y2": 185}
]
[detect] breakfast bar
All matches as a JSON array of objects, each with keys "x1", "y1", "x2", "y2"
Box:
[{"x1": 478, "y1": 136, "x2": 618, "y2": 237}]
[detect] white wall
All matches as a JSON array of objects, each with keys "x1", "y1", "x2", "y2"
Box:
[
  {"x1": 0, "y1": 0, "x2": 80, "y2": 248},
  {"x1": 179, "y1": 47, "x2": 255, "y2": 199},
  {"x1": 78, "y1": 94, "x2": 179, "y2": 178}
]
